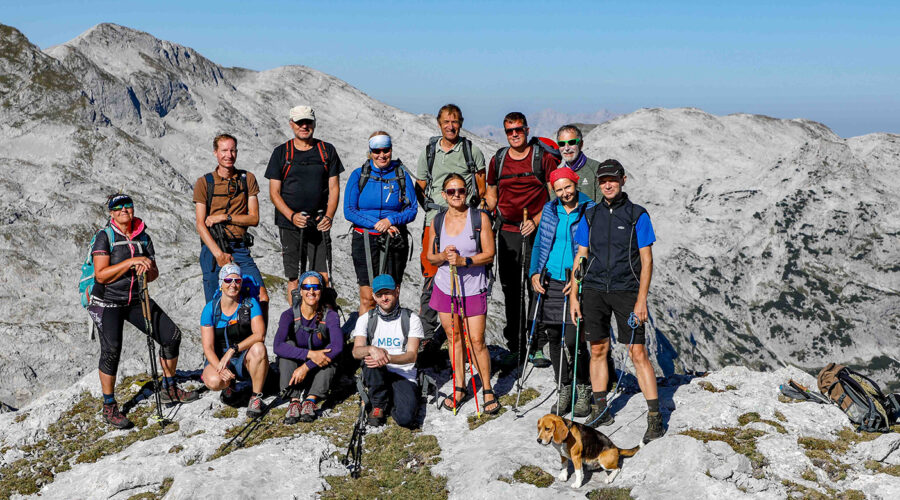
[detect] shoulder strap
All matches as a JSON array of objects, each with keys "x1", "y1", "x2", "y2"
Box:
[
  {"x1": 425, "y1": 136, "x2": 441, "y2": 175},
  {"x1": 461, "y1": 137, "x2": 477, "y2": 173},
  {"x1": 204, "y1": 172, "x2": 215, "y2": 212},
  {"x1": 493, "y1": 147, "x2": 509, "y2": 183},
  {"x1": 358, "y1": 160, "x2": 372, "y2": 193},
  {"x1": 317, "y1": 140, "x2": 328, "y2": 171},
  {"x1": 531, "y1": 142, "x2": 545, "y2": 184},
  {"x1": 366, "y1": 311, "x2": 378, "y2": 345},
  {"x1": 236, "y1": 169, "x2": 248, "y2": 195},
  {"x1": 400, "y1": 308, "x2": 411, "y2": 350},
  {"x1": 281, "y1": 140, "x2": 294, "y2": 179},
  {"x1": 432, "y1": 209, "x2": 447, "y2": 253},
  {"x1": 395, "y1": 162, "x2": 409, "y2": 206},
  {"x1": 365, "y1": 309, "x2": 412, "y2": 350},
  {"x1": 469, "y1": 207, "x2": 483, "y2": 253}
]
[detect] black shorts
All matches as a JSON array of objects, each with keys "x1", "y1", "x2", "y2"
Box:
[
  {"x1": 581, "y1": 289, "x2": 645, "y2": 344},
  {"x1": 279, "y1": 226, "x2": 329, "y2": 281},
  {"x1": 350, "y1": 228, "x2": 410, "y2": 287}
]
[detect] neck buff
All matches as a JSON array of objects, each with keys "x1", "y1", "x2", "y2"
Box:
[
  {"x1": 368, "y1": 134, "x2": 391, "y2": 151},
  {"x1": 566, "y1": 152, "x2": 587, "y2": 172},
  {"x1": 376, "y1": 303, "x2": 400, "y2": 320}
]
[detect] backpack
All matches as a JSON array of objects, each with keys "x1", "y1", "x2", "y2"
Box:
[
  {"x1": 204, "y1": 169, "x2": 249, "y2": 215},
  {"x1": 366, "y1": 307, "x2": 413, "y2": 351},
  {"x1": 423, "y1": 136, "x2": 480, "y2": 209},
  {"x1": 290, "y1": 293, "x2": 330, "y2": 345},
  {"x1": 817, "y1": 363, "x2": 900, "y2": 432},
  {"x1": 358, "y1": 160, "x2": 410, "y2": 207},
  {"x1": 78, "y1": 226, "x2": 149, "y2": 308},
  {"x1": 491, "y1": 136, "x2": 561, "y2": 186},
  {"x1": 210, "y1": 274, "x2": 261, "y2": 335},
  {"x1": 281, "y1": 139, "x2": 329, "y2": 179},
  {"x1": 432, "y1": 207, "x2": 494, "y2": 294}
]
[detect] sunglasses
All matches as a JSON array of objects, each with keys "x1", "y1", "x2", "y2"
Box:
[
  {"x1": 110, "y1": 202, "x2": 134, "y2": 211},
  {"x1": 370, "y1": 148, "x2": 391, "y2": 155},
  {"x1": 557, "y1": 138, "x2": 582, "y2": 147},
  {"x1": 444, "y1": 187, "x2": 467, "y2": 197},
  {"x1": 294, "y1": 119, "x2": 315, "y2": 127},
  {"x1": 223, "y1": 277, "x2": 242, "y2": 285},
  {"x1": 504, "y1": 126, "x2": 526, "y2": 135},
  {"x1": 301, "y1": 283, "x2": 322, "y2": 291}
]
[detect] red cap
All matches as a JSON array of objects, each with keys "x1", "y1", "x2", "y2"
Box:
[{"x1": 549, "y1": 167, "x2": 579, "y2": 186}]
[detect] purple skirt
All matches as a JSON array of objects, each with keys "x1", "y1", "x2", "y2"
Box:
[{"x1": 429, "y1": 285, "x2": 488, "y2": 316}]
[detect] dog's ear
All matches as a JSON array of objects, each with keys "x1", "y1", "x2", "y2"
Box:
[{"x1": 552, "y1": 417, "x2": 569, "y2": 444}]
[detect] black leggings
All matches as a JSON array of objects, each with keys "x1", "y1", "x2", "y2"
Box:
[
  {"x1": 546, "y1": 324, "x2": 590, "y2": 386},
  {"x1": 88, "y1": 300, "x2": 181, "y2": 376}
]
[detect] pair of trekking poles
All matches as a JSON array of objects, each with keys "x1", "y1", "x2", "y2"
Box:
[{"x1": 445, "y1": 264, "x2": 484, "y2": 417}]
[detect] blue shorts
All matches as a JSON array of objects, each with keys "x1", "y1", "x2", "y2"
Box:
[
  {"x1": 204, "y1": 348, "x2": 250, "y2": 380},
  {"x1": 200, "y1": 242, "x2": 265, "y2": 303}
]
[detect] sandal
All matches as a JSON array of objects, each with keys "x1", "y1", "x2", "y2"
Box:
[
  {"x1": 482, "y1": 389, "x2": 502, "y2": 415},
  {"x1": 441, "y1": 386, "x2": 468, "y2": 412}
]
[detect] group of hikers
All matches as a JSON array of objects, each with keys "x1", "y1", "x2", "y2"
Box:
[{"x1": 83, "y1": 103, "x2": 664, "y2": 444}]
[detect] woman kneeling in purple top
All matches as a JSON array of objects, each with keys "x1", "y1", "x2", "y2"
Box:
[{"x1": 273, "y1": 270, "x2": 343, "y2": 424}]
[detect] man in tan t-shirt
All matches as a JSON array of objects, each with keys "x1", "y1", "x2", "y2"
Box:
[{"x1": 193, "y1": 134, "x2": 269, "y2": 321}]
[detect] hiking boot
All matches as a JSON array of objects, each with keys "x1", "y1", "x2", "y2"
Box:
[
  {"x1": 246, "y1": 394, "x2": 264, "y2": 418},
  {"x1": 643, "y1": 411, "x2": 664, "y2": 444},
  {"x1": 573, "y1": 385, "x2": 592, "y2": 418},
  {"x1": 367, "y1": 407, "x2": 386, "y2": 427},
  {"x1": 299, "y1": 399, "x2": 318, "y2": 422},
  {"x1": 283, "y1": 400, "x2": 302, "y2": 425},
  {"x1": 530, "y1": 351, "x2": 552, "y2": 368},
  {"x1": 587, "y1": 403, "x2": 614, "y2": 428},
  {"x1": 220, "y1": 384, "x2": 242, "y2": 407},
  {"x1": 159, "y1": 383, "x2": 200, "y2": 404},
  {"x1": 551, "y1": 385, "x2": 572, "y2": 415},
  {"x1": 102, "y1": 401, "x2": 134, "y2": 429}
]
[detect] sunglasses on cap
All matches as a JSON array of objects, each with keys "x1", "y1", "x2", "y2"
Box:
[
  {"x1": 223, "y1": 277, "x2": 242, "y2": 285},
  {"x1": 370, "y1": 148, "x2": 391, "y2": 155},
  {"x1": 301, "y1": 283, "x2": 322, "y2": 291},
  {"x1": 504, "y1": 126, "x2": 526, "y2": 135},
  {"x1": 444, "y1": 187, "x2": 467, "y2": 197},
  {"x1": 557, "y1": 138, "x2": 582, "y2": 147},
  {"x1": 110, "y1": 202, "x2": 134, "y2": 211}
]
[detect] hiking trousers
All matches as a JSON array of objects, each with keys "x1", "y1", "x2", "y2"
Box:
[
  {"x1": 278, "y1": 340, "x2": 337, "y2": 400},
  {"x1": 497, "y1": 229, "x2": 535, "y2": 357},
  {"x1": 363, "y1": 365, "x2": 419, "y2": 428},
  {"x1": 88, "y1": 300, "x2": 181, "y2": 376},
  {"x1": 546, "y1": 324, "x2": 590, "y2": 386}
]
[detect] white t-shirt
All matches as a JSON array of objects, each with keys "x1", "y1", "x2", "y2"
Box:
[{"x1": 352, "y1": 309, "x2": 424, "y2": 381}]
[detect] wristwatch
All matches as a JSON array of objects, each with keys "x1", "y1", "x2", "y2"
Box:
[
  {"x1": 226, "y1": 215, "x2": 232, "y2": 223},
  {"x1": 229, "y1": 345, "x2": 239, "y2": 356},
  {"x1": 465, "y1": 257, "x2": 473, "y2": 267}
]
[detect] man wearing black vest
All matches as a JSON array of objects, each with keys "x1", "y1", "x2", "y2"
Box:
[
  {"x1": 265, "y1": 105, "x2": 344, "y2": 303},
  {"x1": 570, "y1": 160, "x2": 663, "y2": 443},
  {"x1": 485, "y1": 112, "x2": 559, "y2": 367},
  {"x1": 351, "y1": 274, "x2": 424, "y2": 429}
]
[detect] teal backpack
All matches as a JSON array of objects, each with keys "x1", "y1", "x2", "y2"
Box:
[{"x1": 79, "y1": 227, "x2": 115, "y2": 308}]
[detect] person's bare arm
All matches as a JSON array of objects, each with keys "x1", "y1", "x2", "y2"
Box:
[
  {"x1": 387, "y1": 337, "x2": 419, "y2": 365},
  {"x1": 484, "y1": 185, "x2": 498, "y2": 212},
  {"x1": 633, "y1": 246, "x2": 653, "y2": 323},
  {"x1": 475, "y1": 171, "x2": 486, "y2": 200}
]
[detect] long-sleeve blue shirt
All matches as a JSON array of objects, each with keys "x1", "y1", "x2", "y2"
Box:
[{"x1": 343, "y1": 160, "x2": 417, "y2": 229}]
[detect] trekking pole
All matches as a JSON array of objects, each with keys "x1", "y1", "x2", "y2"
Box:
[
  {"x1": 513, "y1": 270, "x2": 545, "y2": 411},
  {"x1": 221, "y1": 385, "x2": 294, "y2": 452},
  {"x1": 570, "y1": 257, "x2": 586, "y2": 422},
  {"x1": 517, "y1": 208, "x2": 529, "y2": 369},
  {"x1": 378, "y1": 231, "x2": 393, "y2": 276},
  {"x1": 343, "y1": 376, "x2": 369, "y2": 479},
  {"x1": 453, "y1": 269, "x2": 482, "y2": 417},
  {"x1": 316, "y1": 210, "x2": 335, "y2": 287},
  {"x1": 447, "y1": 271, "x2": 459, "y2": 415},
  {"x1": 451, "y1": 265, "x2": 480, "y2": 416},
  {"x1": 138, "y1": 275, "x2": 168, "y2": 425},
  {"x1": 555, "y1": 271, "x2": 571, "y2": 416}
]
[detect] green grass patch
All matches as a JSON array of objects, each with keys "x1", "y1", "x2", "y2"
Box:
[
  {"x1": 321, "y1": 425, "x2": 447, "y2": 499},
  {"x1": 794, "y1": 429, "x2": 880, "y2": 482},
  {"x1": 213, "y1": 406, "x2": 238, "y2": 419},
  {"x1": 126, "y1": 477, "x2": 173, "y2": 500},
  {"x1": 261, "y1": 272, "x2": 288, "y2": 290},
  {"x1": 738, "y1": 412, "x2": 787, "y2": 434},
  {"x1": 864, "y1": 459, "x2": 900, "y2": 477},
  {"x1": 586, "y1": 487, "x2": 634, "y2": 499},
  {"x1": 774, "y1": 411, "x2": 787, "y2": 422},
  {"x1": 467, "y1": 388, "x2": 539, "y2": 430},
  {"x1": 13, "y1": 413, "x2": 27, "y2": 423},
  {"x1": 168, "y1": 445, "x2": 184, "y2": 454},
  {"x1": 498, "y1": 465, "x2": 553, "y2": 488},
  {"x1": 0, "y1": 374, "x2": 177, "y2": 500},
  {"x1": 800, "y1": 467, "x2": 817, "y2": 481},
  {"x1": 781, "y1": 479, "x2": 864, "y2": 500},
  {"x1": 697, "y1": 381, "x2": 726, "y2": 393},
  {"x1": 681, "y1": 427, "x2": 767, "y2": 470}
]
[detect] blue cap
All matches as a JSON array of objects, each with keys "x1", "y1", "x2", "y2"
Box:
[{"x1": 371, "y1": 274, "x2": 396, "y2": 293}]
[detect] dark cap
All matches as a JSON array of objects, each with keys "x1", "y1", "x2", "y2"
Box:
[{"x1": 596, "y1": 159, "x2": 625, "y2": 180}]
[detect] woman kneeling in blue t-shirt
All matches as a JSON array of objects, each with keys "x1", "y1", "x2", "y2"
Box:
[{"x1": 200, "y1": 263, "x2": 269, "y2": 417}]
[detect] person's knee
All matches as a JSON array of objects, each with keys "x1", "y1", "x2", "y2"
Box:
[
  {"x1": 629, "y1": 344, "x2": 649, "y2": 363},
  {"x1": 247, "y1": 342, "x2": 268, "y2": 363},
  {"x1": 590, "y1": 341, "x2": 610, "y2": 358},
  {"x1": 99, "y1": 351, "x2": 121, "y2": 376},
  {"x1": 393, "y1": 407, "x2": 417, "y2": 428}
]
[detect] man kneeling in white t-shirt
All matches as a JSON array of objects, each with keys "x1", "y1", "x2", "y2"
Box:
[{"x1": 352, "y1": 274, "x2": 424, "y2": 428}]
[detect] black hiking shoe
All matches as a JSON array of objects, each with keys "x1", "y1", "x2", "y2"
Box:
[
  {"x1": 102, "y1": 401, "x2": 134, "y2": 429},
  {"x1": 368, "y1": 407, "x2": 386, "y2": 427},
  {"x1": 643, "y1": 411, "x2": 664, "y2": 444},
  {"x1": 587, "y1": 403, "x2": 614, "y2": 428},
  {"x1": 160, "y1": 383, "x2": 200, "y2": 404}
]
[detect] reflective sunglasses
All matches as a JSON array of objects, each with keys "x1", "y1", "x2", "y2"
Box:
[
  {"x1": 301, "y1": 283, "x2": 322, "y2": 291},
  {"x1": 557, "y1": 138, "x2": 582, "y2": 147},
  {"x1": 504, "y1": 126, "x2": 526, "y2": 135},
  {"x1": 223, "y1": 277, "x2": 242, "y2": 285},
  {"x1": 444, "y1": 187, "x2": 467, "y2": 197},
  {"x1": 110, "y1": 202, "x2": 134, "y2": 211},
  {"x1": 370, "y1": 148, "x2": 391, "y2": 155}
]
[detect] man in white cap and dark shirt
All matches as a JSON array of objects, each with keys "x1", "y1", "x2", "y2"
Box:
[
  {"x1": 352, "y1": 274, "x2": 424, "y2": 428},
  {"x1": 264, "y1": 106, "x2": 344, "y2": 303}
]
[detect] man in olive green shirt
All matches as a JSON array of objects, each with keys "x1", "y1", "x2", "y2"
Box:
[
  {"x1": 556, "y1": 124, "x2": 603, "y2": 202},
  {"x1": 412, "y1": 104, "x2": 486, "y2": 361}
]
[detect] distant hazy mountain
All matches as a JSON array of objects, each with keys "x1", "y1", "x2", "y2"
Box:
[{"x1": 471, "y1": 108, "x2": 620, "y2": 142}]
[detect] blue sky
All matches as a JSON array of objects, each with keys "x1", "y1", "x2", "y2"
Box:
[{"x1": 5, "y1": 0, "x2": 899, "y2": 137}]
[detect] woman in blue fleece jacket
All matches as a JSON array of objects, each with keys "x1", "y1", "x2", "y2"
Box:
[
  {"x1": 274, "y1": 270, "x2": 343, "y2": 424},
  {"x1": 344, "y1": 131, "x2": 417, "y2": 315}
]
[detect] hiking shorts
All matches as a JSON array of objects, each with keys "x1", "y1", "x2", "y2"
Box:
[
  {"x1": 203, "y1": 348, "x2": 250, "y2": 380},
  {"x1": 350, "y1": 228, "x2": 409, "y2": 287},
  {"x1": 279, "y1": 226, "x2": 329, "y2": 281},
  {"x1": 200, "y1": 242, "x2": 265, "y2": 303},
  {"x1": 429, "y1": 285, "x2": 488, "y2": 316},
  {"x1": 581, "y1": 289, "x2": 646, "y2": 344}
]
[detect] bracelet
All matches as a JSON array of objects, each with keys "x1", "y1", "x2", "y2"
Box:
[
  {"x1": 321, "y1": 215, "x2": 332, "y2": 222},
  {"x1": 290, "y1": 212, "x2": 297, "y2": 221}
]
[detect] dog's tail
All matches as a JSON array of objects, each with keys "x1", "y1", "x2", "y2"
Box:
[{"x1": 618, "y1": 446, "x2": 641, "y2": 457}]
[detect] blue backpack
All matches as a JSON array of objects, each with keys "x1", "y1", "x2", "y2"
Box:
[{"x1": 78, "y1": 226, "x2": 150, "y2": 308}]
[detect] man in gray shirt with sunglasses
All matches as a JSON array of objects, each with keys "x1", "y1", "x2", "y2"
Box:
[{"x1": 555, "y1": 124, "x2": 603, "y2": 202}]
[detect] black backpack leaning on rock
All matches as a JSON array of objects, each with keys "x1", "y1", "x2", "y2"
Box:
[{"x1": 817, "y1": 363, "x2": 900, "y2": 432}]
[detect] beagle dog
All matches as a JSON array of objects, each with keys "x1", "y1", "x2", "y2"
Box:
[{"x1": 536, "y1": 413, "x2": 641, "y2": 488}]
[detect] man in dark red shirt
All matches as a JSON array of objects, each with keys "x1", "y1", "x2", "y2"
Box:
[{"x1": 485, "y1": 112, "x2": 559, "y2": 367}]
